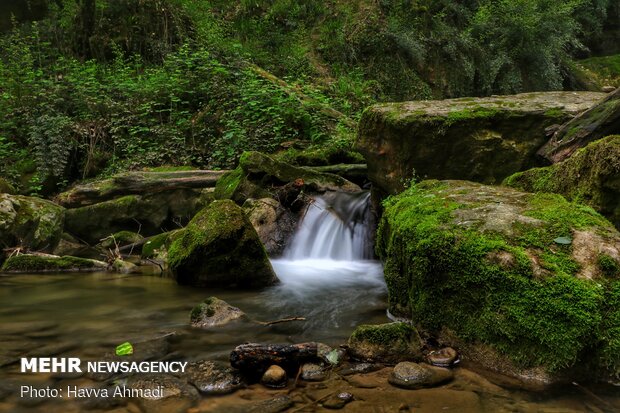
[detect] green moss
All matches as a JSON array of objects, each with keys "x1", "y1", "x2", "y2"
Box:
[
  {"x1": 148, "y1": 165, "x2": 195, "y2": 172},
  {"x1": 1, "y1": 254, "x2": 103, "y2": 272},
  {"x1": 100, "y1": 231, "x2": 143, "y2": 249},
  {"x1": 378, "y1": 180, "x2": 620, "y2": 374},
  {"x1": 504, "y1": 135, "x2": 620, "y2": 229},
  {"x1": 599, "y1": 255, "x2": 620, "y2": 278},
  {"x1": 350, "y1": 322, "x2": 417, "y2": 346},
  {"x1": 544, "y1": 108, "x2": 565, "y2": 118},
  {"x1": 445, "y1": 106, "x2": 502, "y2": 125},
  {"x1": 214, "y1": 168, "x2": 243, "y2": 200},
  {"x1": 141, "y1": 230, "x2": 178, "y2": 258}
]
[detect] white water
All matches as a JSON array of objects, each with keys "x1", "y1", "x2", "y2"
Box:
[{"x1": 267, "y1": 192, "x2": 386, "y2": 330}]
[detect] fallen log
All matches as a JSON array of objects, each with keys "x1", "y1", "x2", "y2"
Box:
[
  {"x1": 538, "y1": 87, "x2": 620, "y2": 163},
  {"x1": 230, "y1": 342, "x2": 326, "y2": 374}
]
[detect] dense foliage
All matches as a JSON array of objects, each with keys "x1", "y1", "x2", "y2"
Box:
[{"x1": 0, "y1": 0, "x2": 616, "y2": 193}]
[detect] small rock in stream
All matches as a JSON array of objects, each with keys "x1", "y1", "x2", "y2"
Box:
[
  {"x1": 388, "y1": 362, "x2": 453, "y2": 389},
  {"x1": 248, "y1": 395, "x2": 294, "y2": 413},
  {"x1": 301, "y1": 363, "x2": 329, "y2": 381},
  {"x1": 322, "y1": 392, "x2": 354, "y2": 410},
  {"x1": 261, "y1": 365, "x2": 287, "y2": 388},
  {"x1": 339, "y1": 362, "x2": 382, "y2": 376},
  {"x1": 427, "y1": 347, "x2": 459, "y2": 367},
  {"x1": 190, "y1": 297, "x2": 246, "y2": 328},
  {"x1": 185, "y1": 360, "x2": 245, "y2": 395}
]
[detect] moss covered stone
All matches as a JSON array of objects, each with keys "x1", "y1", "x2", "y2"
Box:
[
  {"x1": 348, "y1": 322, "x2": 422, "y2": 363},
  {"x1": 141, "y1": 230, "x2": 180, "y2": 259},
  {"x1": 0, "y1": 194, "x2": 65, "y2": 253},
  {"x1": 168, "y1": 200, "x2": 278, "y2": 288},
  {"x1": 356, "y1": 92, "x2": 605, "y2": 197},
  {"x1": 504, "y1": 135, "x2": 620, "y2": 230},
  {"x1": 1, "y1": 254, "x2": 107, "y2": 273},
  {"x1": 100, "y1": 231, "x2": 144, "y2": 249},
  {"x1": 377, "y1": 180, "x2": 620, "y2": 382},
  {"x1": 214, "y1": 151, "x2": 360, "y2": 204},
  {"x1": 190, "y1": 297, "x2": 246, "y2": 328}
]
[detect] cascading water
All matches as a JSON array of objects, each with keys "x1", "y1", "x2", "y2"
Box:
[
  {"x1": 285, "y1": 191, "x2": 374, "y2": 260},
  {"x1": 264, "y1": 191, "x2": 386, "y2": 336}
]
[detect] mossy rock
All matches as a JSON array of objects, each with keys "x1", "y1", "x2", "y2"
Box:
[
  {"x1": 99, "y1": 231, "x2": 144, "y2": 249},
  {"x1": 377, "y1": 180, "x2": 620, "y2": 383},
  {"x1": 64, "y1": 189, "x2": 213, "y2": 244},
  {"x1": 0, "y1": 178, "x2": 16, "y2": 195},
  {"x1": 356, "y1": 91, "x2": 606, "y2": 197},
  {"x1": 214, "y1": 151, "x2": 360, "y2": 205},
  {"x1": 190, "y1": 297, "x2": 246, "y2": 328},
  {"x1": 168, "y1": 200, "x2": 278, "y2": 288},
  {"x1": 1, "y1": 254, "x2": 107, "y2": 273},
  {"x1": 348, "y1": 322, "x2": 422, "y2": 363},
  {"x1": 0, "y1": 194, "x2": 65, "y2": 253},
  {"x1": 505, "y1": 135, "x2": 620, "y2": 230},
  {"x1": 141, "y1": 230, "x2": 180, "y2": 259}
]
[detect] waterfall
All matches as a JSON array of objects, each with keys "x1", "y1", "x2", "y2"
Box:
[{"x1": 285, "y1": 191, "x2": 373, "y2": 260}]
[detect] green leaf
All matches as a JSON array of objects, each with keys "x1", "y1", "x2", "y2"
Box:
[
  {"x1": 326, "y1": 349, "x2": 339, "y2": 365},
  {"x1": 553, "y1": 236, "x2": 572, "y2": 245},
  {"x1": 115, "y1": 342, "x2": 133, "y2": 356}
]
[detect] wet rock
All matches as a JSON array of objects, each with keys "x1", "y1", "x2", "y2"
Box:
[
  {"x1": 169, "y1": 200, "x2": 278, "y2": 288},
  {"x1": 126, "y1": 374, "x2": 199, "y2": 413},
  {"x1": 347, "y1": 322, "x2": 422, "y2": 363},
  {"x1": 185, "y1": 360, "x2": 244, "y2": 395},
  {"x1": 339, "y1": 362, "x2": 382, "y2": 376},
  {"x1": 112, "y1": 258, "x2": 138, "y2": 274},
  {"x1": 427, "y1": 347, "x2": 459, "y2": 368},
  {"x1": 322, "y1": 392, "x2": 353, "y2": 409},
  {"x1": 243, "y1": 197, "x2": 296, "y2": 256},
  {"x1": 261, "y1": 365, "x2": 287, "y2": 388},
  {"x1": 190, "y1": 297, "x2": 246, "y2": 328},
  {"x1": 301, "y1": 363, "x2": 329, "y2": 381},
  {"x1": 388, "y1": 362, "x2": 453, "y2": 389}
]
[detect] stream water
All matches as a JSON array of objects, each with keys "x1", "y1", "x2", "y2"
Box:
[{"x1": 1, "y1": 192, "x2": 619, "y2": 412}]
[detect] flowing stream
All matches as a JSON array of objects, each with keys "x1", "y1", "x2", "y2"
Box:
[{"x1": 1, "y1": 191, "x2": 619, "y2": 412}]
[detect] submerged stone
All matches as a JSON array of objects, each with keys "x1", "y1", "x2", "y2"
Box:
[
  {"x1": 377, "y1": 180, "x2": 620, "y2": 384},
  {"x1": 168, "y1": 200, "x2": 278, "y2": 288},
  {"x1": 185, "y1": 360, "x2": 245, "y2": 395},
  {"x1": 388, "y1": 362, "x2": 453, "y2": 389}
]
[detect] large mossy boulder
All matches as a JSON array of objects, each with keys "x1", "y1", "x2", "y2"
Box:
[
  {"x1": 538, "y1": 88, "x2": 620, "y2": 163},
  {"x1": 356, "y1": 92, "x2": 606, "y2": 197},
  {"x1": 505, "y1": 135, "x2": 620, "y2": 229},
  {"x1": 64, "y1": 189, "x2": 213, "y2": 244},
  {"x1": 377, "y1": 180, "x2": 620, "y2": 384},
  {"x1": 0, "y1": 194, "x2": 65, "y2": 253},
  {"x1": 214, "y1": 151, "x2": 360, "y2": 205},
  {"x1": 168, "y1": 200, "x2": 278, "y2": 288}
]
